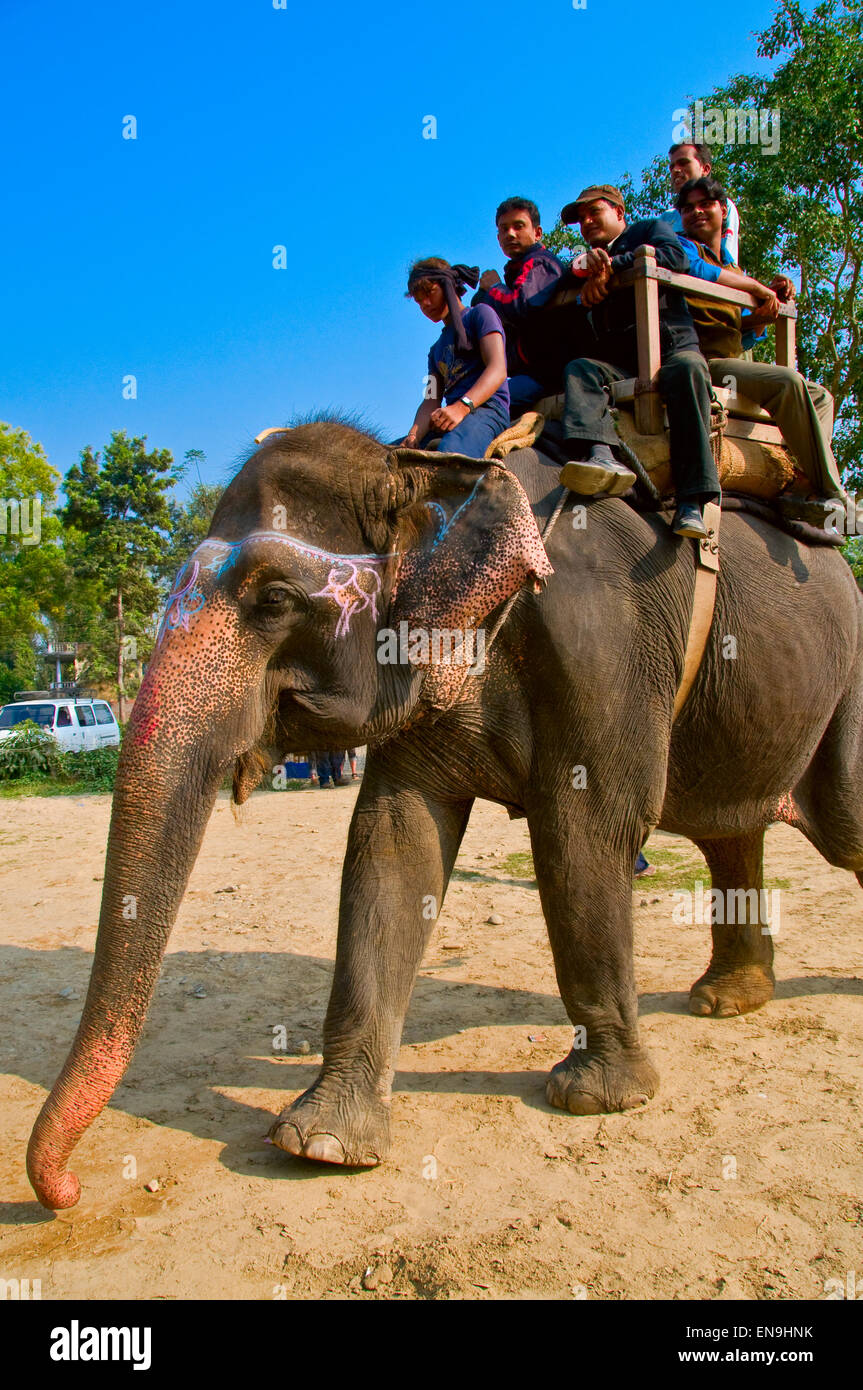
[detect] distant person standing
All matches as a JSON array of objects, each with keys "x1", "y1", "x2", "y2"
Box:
[{"x1": 314, "y1": 751, "x2": 345, "y2": 788}]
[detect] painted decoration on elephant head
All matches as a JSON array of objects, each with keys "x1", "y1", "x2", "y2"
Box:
[
  {"x1": 156, "y1": 559, "x2": 207, "y2": 646},
  {"x1": 156, "y1": 532, "x2": 393, "y2": 648},
  {"x1": 154, "y1": 467, "x2": 552, "y2": 715},
  {"x1": 309, "y1": 558, "x2": 383, "y2": 638}
]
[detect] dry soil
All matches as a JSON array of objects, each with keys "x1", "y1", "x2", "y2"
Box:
[{"x1": 0, "y1": 786, "x2": 861, "y2": 1300}]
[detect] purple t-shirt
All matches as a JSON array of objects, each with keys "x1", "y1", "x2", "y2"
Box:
[{"x1": 428, "y1": 303, "x2": 509, "y2": 409}]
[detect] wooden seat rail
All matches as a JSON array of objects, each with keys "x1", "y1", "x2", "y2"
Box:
[{"x1": 615, "y1": 247, "x2": 798, "y2": 435}]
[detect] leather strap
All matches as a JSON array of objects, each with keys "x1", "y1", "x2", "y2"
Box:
[{"x1": 672, "y1": 500, "x2": 721, "y2": 720}]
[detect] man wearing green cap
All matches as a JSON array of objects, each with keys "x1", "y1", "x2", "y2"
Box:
[{"x1": 558, "y1": 185, "x2": 720, "y2": 539}]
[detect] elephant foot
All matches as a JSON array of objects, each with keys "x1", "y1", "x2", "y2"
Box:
[
  {"x1": 268, "y1": 1080, "x2": 391, "y2": 1168},
  {"x1": 689, "y1": 964, "x2": 775, "y2": 1017},
  {"x1": 545, "y1": 1047, "x2": 659, "y2": 1115}
]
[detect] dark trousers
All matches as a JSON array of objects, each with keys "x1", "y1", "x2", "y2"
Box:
[
  {"x1": 562, "y1": 352, "x2": 720, "y2": 503},
  {"x1": 314, "y1": 751, "x2": 344, "y2": 785}
]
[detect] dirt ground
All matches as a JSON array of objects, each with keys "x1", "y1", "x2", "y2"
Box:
[{"x1": 1, "y1": 783, "x2": 861, "y2": 1301}]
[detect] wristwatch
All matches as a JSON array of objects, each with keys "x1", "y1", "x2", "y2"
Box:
[{"x1": 460, "y1": 396, "x2": 476, "y2": 413}]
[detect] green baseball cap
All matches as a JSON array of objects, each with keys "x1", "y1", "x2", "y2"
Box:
[{"x1": 561, "y1": 184, "x2": 625, "y2": 224}]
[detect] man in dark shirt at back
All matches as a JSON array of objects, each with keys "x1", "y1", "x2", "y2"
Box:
[
  {"x1": 472, "y1": 196, "x2": 592, "y2": 419},
  {"x1": 558, "y1": 184, "x2": 720, "y2": 539}
]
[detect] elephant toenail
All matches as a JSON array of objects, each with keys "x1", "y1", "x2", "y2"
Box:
[
  {"x1": 689, "y1": 997, "x2": 713, "y2": 1016},
  {"x1": 565, "y1": 1090, "x2": 604, "y2": 1115},
  {"x1": 269, "y1": 1121, "x2": 304, "y2": 1155},
  {"x1": 303, "y1": 1133, "x2": 347, "y2": 1164}
]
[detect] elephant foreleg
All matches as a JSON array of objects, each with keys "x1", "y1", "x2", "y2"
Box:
[
  {"x1": 270, "y1": 772, "x2": 473, "y2": 1166},
  {"x1": 689, "y1": 831, "x2": 775, "y2": 1017},
  {"x1": 528, "y1": 809, "x2": 659, "y2": 1116}
]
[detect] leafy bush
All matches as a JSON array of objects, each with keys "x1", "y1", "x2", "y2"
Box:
[
  {"x1": 0, "y1": 721, "x2": 60, "y2": 780},
  {"x1": 842, "y1": 537, "x2": 863, "y2": 590},
  {"x1": 56, "y1": 745, "x2": 120, "y2": 791},
  {"x1": 0, "y1": 720, "x2": 120, "y2": 790}
]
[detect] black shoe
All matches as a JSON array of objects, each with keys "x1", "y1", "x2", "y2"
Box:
[{"x1": 672, "y1": 503, "x2": 708, "y2": 539}]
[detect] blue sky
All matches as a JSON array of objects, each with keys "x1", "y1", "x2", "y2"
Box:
[{"x1": 1, "y1": 0, "x2": 778, "y2": 497}]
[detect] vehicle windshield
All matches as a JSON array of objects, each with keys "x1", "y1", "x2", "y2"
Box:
[{"x1": 0, "y1": 704, "x2": 55, "y2": 728}]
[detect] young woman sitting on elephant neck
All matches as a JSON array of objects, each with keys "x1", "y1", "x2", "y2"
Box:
[{"x1": 402, "y1": 257, "x2": 509, "y2": 459}]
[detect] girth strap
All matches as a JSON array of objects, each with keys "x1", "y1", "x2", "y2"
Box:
[{"x1": 672, "y1": 500, "x2": 721, "y2": 720}]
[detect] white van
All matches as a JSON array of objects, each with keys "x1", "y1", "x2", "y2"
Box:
[{"x1": 0, "y1": 698, "x2": 121, "y2": 752}]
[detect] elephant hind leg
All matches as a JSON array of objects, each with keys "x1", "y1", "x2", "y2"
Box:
[{"x1": 689, "y1": 831, "x2": 775, "y2": 1018}]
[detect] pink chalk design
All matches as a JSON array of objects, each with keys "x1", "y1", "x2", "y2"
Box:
[
  {"x1": 311, "y1": 560, "x2": 382, "y2": 638},
  {"x1": 157, "y1": 532, "x2": 392, "y2": 647}
]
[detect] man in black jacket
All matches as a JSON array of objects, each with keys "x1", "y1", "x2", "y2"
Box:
[
  {"x1": 471, "y1": 196, "x2": 592, "y2": 417},
  {"x1": 558, "y1": 185, "x2": 720, "y2": 539}
]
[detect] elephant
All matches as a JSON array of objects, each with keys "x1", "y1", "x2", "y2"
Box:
[{"x1": 27, "y1": 417, "x2": 863, "y2": 1209}]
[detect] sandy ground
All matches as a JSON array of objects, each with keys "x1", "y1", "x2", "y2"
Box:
[{"x1": 0, "y1": 783, "x2": 861, "y2": 1301}]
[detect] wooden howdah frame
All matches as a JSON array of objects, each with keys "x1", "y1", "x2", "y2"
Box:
[{"x1": 613, "y1": 245, "x2": 798, "y2": 439}]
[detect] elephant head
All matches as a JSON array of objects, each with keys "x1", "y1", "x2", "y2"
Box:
[{"x1": 26, "y1": 420, "x2": 551, "y2": 1209}]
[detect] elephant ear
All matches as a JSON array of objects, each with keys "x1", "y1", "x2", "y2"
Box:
[{"x1": 384, "y1": 448, "x2": 554, "y2": 711}]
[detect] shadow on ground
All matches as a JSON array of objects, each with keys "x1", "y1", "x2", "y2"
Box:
[{"x1": 2, "y1": 942, "x2": 861, "y2": 1213}]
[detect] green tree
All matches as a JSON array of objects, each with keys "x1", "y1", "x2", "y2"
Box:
[
  {"x1": 46, "y1": 549, "x2": 119, "y2": 695},
  {"x1": 61, "y1": 431, "x2": 179, "y2": 719},
  {"x1": 183, "y1": 447, "x2": 207, "y2": 486},
  {"x1": 543, "y1": 222, "x2": 584, "y2": 262},
  {"x1": 614, "y1": 0, "x2": 863, "y2": 489},
  {"x1": 842, "y1": 535, "x2": 863, "y2": 585},
  {"x1": 0, "y1": 422, "x2": 65, "y2": 702},
  {"x1": 704, "y1": 0, "x2": 862, "y2": 487}
]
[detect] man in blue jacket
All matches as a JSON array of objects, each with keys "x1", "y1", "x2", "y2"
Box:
[
  {"x1": 472, "y1": 196, "x2": 592, "y2": 418},
  {"x1": 558, "y1": 184, "x2": 720, "y2": 539}
]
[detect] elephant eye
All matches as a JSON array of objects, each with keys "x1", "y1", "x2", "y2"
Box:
[{"x1": 258, "y1": 582, "x2": 295, "y2": 607}]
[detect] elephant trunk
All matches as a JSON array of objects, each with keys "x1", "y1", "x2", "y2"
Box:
[{"x1": 28, "y1": 602, "x2": 267, "y2": 1208}]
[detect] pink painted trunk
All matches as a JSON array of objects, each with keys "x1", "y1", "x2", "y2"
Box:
[{"x1": 28, "y1": 594, "x2": 267, "y2": 1208}]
